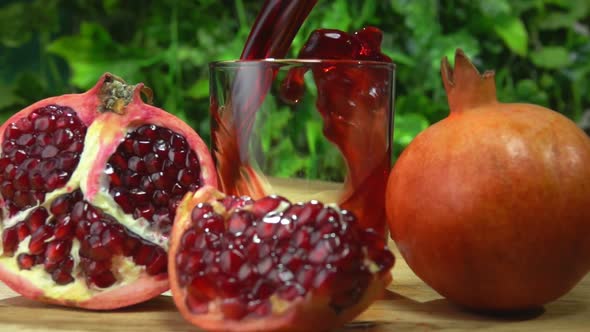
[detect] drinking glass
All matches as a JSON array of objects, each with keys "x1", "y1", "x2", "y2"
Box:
[{"x1": 209, "y1": 59, "x2": 395, "y2": 233}]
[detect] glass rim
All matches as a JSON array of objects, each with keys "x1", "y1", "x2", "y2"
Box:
[{"x1": 209, "y1": 58, "x2": 395, "y2": 69}]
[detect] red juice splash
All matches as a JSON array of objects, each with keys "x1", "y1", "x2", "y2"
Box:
[
  {"x1": 211, "y1": 0, "x2": 317, "y2": 198},
  {"x1": 280, "y1": 27, "x2": 394, "y2": 234}
]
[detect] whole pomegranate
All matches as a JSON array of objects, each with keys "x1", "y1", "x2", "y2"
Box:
[
  {"x1": 169, "y1": 186, "x2": 394, "y2": 332},
  {"x1": 0, "y1": 73, "x2": 217, "y2": 309},
  {"x1": 386, "y1": 49, "x2": 590, "y2": 311}
]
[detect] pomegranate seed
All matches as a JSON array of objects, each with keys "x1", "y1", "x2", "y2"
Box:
[
  {"x1": 54, "y1": 216, "x2": 74, "y2": 240},
  {"x1": 29, "y1": 173, "x2": 45, "y2": 189},
  {"x1": 200, "y1": 215, "x2": 225, "y2": 234},
  {"x1": 109, "y1": 172, "x2": 122, "y2": 187},
  {"x1": 16, "y1": 222, "x2": 30, "y2": 241},
  {"x1": 129, "y1": 189, "x2": 148, "y2": 202},
  {"x1": 152, "y1": 190, "x2": 169, "y2": 207},
  {"x1": 294, "y1": 200, "x2": 324, "y2": 226},
  {"x1": 186, "y1": 296, "x2": 209, "y2": 314},
  {"x1": 33, "y1": 115, "x2": 56, "y2": 131},
  {"x1": 133, "y1": 205, "x2": 155, "y2": 220},
  {"x1": 66, "y1": 140, "x2": 84, "y2": 153},
  {"x1": 109, "y1": 154, "x2": 127, "y2": 170},
  {"x1": 145, "y1": 248, "x2": 167, "y2": 275},
  {"x1": 0, "y1": 182, "x2": 15, "y2": 199},
  {"x1": 41, "y1": 145, "x2": 59, "y2": 158},
  {"x1": 189, "y1": 275, "x2": 217, "y2": 300},
  {"x1": 50, "y1": 194, "x2": 72, "y2": 215},
  {"x1": 278, "y1": 283, "x2": 305, "y2": 301},
  {"x1": 13, "y1": 149, "x2": 27, "y2": 163},
  {"x1": 150, "y1": 172, "x2": 166, "y2": 190},
  {"x1": 4, "y1": 125, "x2": 21, "y2": 139},
  {"x1": 183, "y1": 253, "x2": 204, "y2": 275},
  {"x1": 17, "y1": 253, "x2": 36, "y2": 270},
  {"x1": 191, "y1": 203, "x2": 214, "y2": 223},
  {"x1": 256, "y1": 218, "x2": 278, "y2": 240},
  {"x1": 220, "y1": 298, "x2": 247, "y2": 320},
  {"x1": 16, "y1": 117, "x2": 32, "y2": 131},
  {"x1": 82, "y1": 258, "x2": 110, "y2": 275},
  {"x1": 144, "y1": 153, "x2": 163, "y2": 173},
  {"x1": 44, "y1": 257, "x2": 61, "y2": 273},
  {"x1": 128, "y1": 156, "x2": 145, "y2": 172},
  {"x1": 227, "y1": 210, "x2": 253, "y2": 235},
  {"x1": 251, "y1": 280, "x2": 276, "y2": 300},
  {"x1": 256, "y1": 256, "x2": 274, "y2": 275},
  {"x1": 123, "y1": 172, "x2": 142, "y2": 188},
  {"x1": 133, "y1": 243, "x2": 155, "y2": 265},
  {"x1": 251, "y1": 195, "x2": 288, "y2": 217},
  {"x1": 121, "y1": 138, "x2": 135, "y2": 154},
  {"x1": 123, "y1": 236, "x2": 140, "y2": 256},
  {"x1": 52, "y1": 269, "x2": 74, "y2": 285},
  {"x1": 248, "y1": 299, "x2": 272, "y2": 317},
  {"x1": 111, "y1": 187, "x2": 132, "y2": 213},
  {"x1": 2, "y1": 227, "x2": 18, "y2": 256},
  {"x1": 12, "y1": 190, "x2": 32, "y2": 209},
  {"x1": 45, "y1": 240, "x2": 72, "y2": 262},
  {"x1": 83, "y1": 235, "x2": 111, "y2": 261},
  {"x1": 132, "y1": 140, "x2": 152, "y2": 156},
  {"x1": 17, "y1": 134, "x2": 34, "y2": 146},
  {"x1": 101, "y1": 226, "x2": 125, "y2": 254},
  {"x1": 220, "y1": 250, "x2": 245, "y2": 275},
  {"x1": 13, "y1": 171, "x2": 29, "y2": 190},
  {"x1": 89, "y1": 270, "x2": 116, "y2": 288},
  {"x1": 29, "y1": 225, "x2": 53, "y2": 255},
  {"x1": 46, "y1": 170, "x2": 69, "y2": 190},
  {"x1": 53, "y1": 128, "x2": 74, "y2": 147},
  {"x1": 170, "y1": 133, "x2": 187, "y2": 150},
  {"x1": 180, "y1": 229, "x2": 198, "y2": 248}
]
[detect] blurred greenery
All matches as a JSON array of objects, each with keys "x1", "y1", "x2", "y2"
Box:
[{"x1": 1, "y1": 0, "x2": 589, "y2": 172}]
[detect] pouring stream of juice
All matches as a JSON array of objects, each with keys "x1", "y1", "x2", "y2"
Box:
[{"x1": 212, "y1": 0, "x2": 317, "y2": 199}]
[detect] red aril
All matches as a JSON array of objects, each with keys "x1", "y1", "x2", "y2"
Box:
[
  {"x1": 386, "y1": 50, "x2": 590, "y2": 311},
  {"x1": 169, "y1": 186, "x2": 394, "y2": 332},
  {"x1": 0, "y1": 73, "x2": 217, "y2": 309}
]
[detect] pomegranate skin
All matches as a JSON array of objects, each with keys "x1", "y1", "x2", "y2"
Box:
[{"x1": 386, "y1": 51, "x2": 590, "y2": 311}]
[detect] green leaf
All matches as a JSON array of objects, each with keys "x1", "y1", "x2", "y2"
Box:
[
  {"x1": 47, "y1": 22, "x2": 162, "y2": 88},
  {"x1": 393, "y1": 113, "x2": 430, "y2": 147},
  {"x1": 493, "y1": 16, "x2": 528, "y2": 56},
  {"x1": 0, "y1": 3, "x2": 32, "y2": 47},
  {"x1": 0, "y1": 83, "x2": 23, "y2": 110},
  {"x1": 185, "y1": 79, "x2": 209, "y2": 100},
  {"x1": 530, "y1": 46, "x2": 572, "y2": 69},
  {"x1": 538, "y1": 12, "x2": 577, "y2": 30}
]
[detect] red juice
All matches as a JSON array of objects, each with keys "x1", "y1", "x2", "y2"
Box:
[{"x1": 210, "y1": 2, "x2": 394, "y2": 235}]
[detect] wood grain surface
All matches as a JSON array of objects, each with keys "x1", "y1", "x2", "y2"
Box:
[{"x1": 1, "y1": 246, "x2": 588, "y2": 332}]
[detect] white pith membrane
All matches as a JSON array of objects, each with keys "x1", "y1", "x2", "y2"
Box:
[
  {"x1": 0, "y1": 120, "x2": 169, "y2": 302},
  {"x1": 171, "y1": 187, "x2": 390, "y2": 326}
]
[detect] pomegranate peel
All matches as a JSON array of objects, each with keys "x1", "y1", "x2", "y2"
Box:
[
  {"x1": 169, "y1": 186, "x2": 394, "y2": 332},
  {"x1": 0, "y1": 73, "x2": 217, "y2": 309},
  {"x1": 386, "y1": 49, "x2": 590, "y2": 311}
]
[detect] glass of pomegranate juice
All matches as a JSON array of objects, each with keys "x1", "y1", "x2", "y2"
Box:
[{"x1": 209, "y1": 59, "x2": 395, "y2": 234}]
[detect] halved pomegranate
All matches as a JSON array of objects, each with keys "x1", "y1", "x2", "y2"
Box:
[
  {"x1": 0, "y1": 73, "x2": 217, "y2": 309},
  {"x1": 169, "y1": 186, "x2": 394, "y2": 332}
]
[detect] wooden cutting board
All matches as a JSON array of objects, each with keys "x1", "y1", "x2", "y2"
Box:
[{"x1": 1, "y1": 248, "x2": 589, "y2": 332}]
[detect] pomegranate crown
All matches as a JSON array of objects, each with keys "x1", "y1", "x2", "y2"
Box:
[
  {"x1": 441, "y1": 49, "x2": 498, "y2": 114},
  {"x1": 98, "y1": 73, "x2": 153, "y2": 114}
]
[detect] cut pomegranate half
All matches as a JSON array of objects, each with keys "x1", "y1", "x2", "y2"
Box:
[
  {"x1": 169, "y1": 186, "x2": 394, "y2": 331},
  {"x1": 0, "y1": 73, "x2": 217, "y2": 309}
]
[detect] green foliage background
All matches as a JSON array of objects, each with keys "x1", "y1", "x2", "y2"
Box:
[{"x1": 1, "y1": 0, "x2": 589, "y2": 164}]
